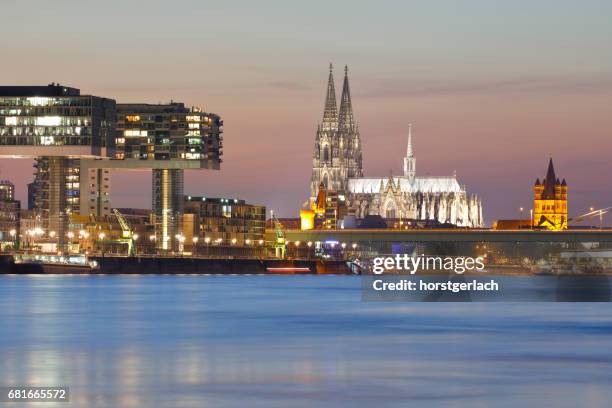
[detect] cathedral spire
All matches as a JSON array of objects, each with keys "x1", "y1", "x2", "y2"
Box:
[
  {"x1": 321, "y1": 63, "x2": 338, "y2": 131},
  {"x1": 406, "y1": 123, "x2": 414, "y2": 157},
  {"x1": 338, "y1": 65, "x2": 355, "y2": 132},
  {"x1": 404, "y1": 124, "x2": 416, "y2": 179}
]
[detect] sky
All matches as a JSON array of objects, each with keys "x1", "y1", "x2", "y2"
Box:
[{"x1": 1, "y1": 0, "x2": 611, "y2": 224}]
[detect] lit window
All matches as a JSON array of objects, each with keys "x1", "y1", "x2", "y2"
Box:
[
  {"x1": 36, "y1": 116, "x2": 62, "y2": 126},
  {"x1": 126, "y1": 115, "x2": 141, "y2": 122}
]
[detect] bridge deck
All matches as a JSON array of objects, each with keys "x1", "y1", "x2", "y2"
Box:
[{"x1": 265, "y1": 229, "x2": 612, "y2": 243}]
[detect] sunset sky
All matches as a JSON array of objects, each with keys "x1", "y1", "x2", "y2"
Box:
[{"x1": 1, "y1": 0, "x2": 611, "y2": 224}]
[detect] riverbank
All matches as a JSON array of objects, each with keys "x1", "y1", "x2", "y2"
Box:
[{"x1": 0, "y1": 255, "x2": 355, "y2": 275}]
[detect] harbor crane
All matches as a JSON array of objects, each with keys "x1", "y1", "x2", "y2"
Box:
[
  {"x1": 113, "y1": 209, "x2": 136, "y2": 256},
  {"x1": 270, "y1": 210, "x2": 286, "y2": 259}
]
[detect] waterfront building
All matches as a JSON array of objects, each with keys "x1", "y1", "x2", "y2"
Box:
[
  {"x1": 0, "y1": 182, "x2": 19, "y2": 249},
  {"x1": 308, "y1": 66, "x2": 483, "y2": 228},
  {"x1": 533, "y1": 158, "x2": 567, "y2": 230},
  {"x1": 0, "y1": 84, "x2": 117, "y2": 243},
  {"x1": 0, "y1": 85, "x2": 223, "y2": 252},
  {"x1": 0, "y1": 180, "x2": 15, "y2": 201},
  {"x1": 184, "y1": 196, "x2": 265, "y2": 247},
  {"x1": 115, "y1": 103, "x2": 223, "y2": 252}
]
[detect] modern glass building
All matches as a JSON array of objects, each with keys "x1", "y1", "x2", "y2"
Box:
[
  {"x1": 113, "y1": 103, "x2": 224, "y2": 252},
  {"x1": 0, "y1": 86, "x2": 223, "y2": 253},
  {"x1": 0, "y1": 84, "x2": 116, "y2": 157}
]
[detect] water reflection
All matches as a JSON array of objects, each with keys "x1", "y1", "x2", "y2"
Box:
[{"x1": 0, "y1": 276, "x2": 611, "y2": 407}]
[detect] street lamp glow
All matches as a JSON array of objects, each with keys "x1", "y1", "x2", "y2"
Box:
[
  {"x1": 149, "y1": 235, "x2": 156, "y2": 241},
  {"x1": 98, "y1": 233, "x2": 105, "y2": 240},
  {"x1": 9, "y1": 229, "x2": 16, "y2": 237},
  {"x1": 307, "y1": 241, "x2": 312, "y2": 247},
  {"x1": 245, "y1": 239, "x2": 251, "y2": 245},
  {"x1": 204, "y1": 237, "x2": 211, "y2": 244},
  {"x1": 295, "y1": 241, "x2": 300, "y2": 247},
  {"x1": 67, "y1": 232, "x2": 75, "y2": 239},
  {"x1": 231, "y1": 238, "x2": 237, "y2": 245},
  {"x1": 352, "y1": 243, "x2": 357, "y2": 249},
  {"x1": 341, "y1": 242, "x2": 347, "y2": 249},
  {"x1": 258, "y1": 239, "x2": 264, "y2": 245},
  {"x1": 192, "y1": 237, "x2": 199, "y2": 243},
  {"x1": 133, "y1": 234, "x2": 139, "y2": 241}
]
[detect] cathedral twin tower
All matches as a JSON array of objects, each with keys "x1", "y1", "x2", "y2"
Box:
[
  {"x1": 309, "y1": 64, "x2": 483, "y2": 228},
  {"x1": 310, "y1": 64, "x2": 363, "y2": 199}
]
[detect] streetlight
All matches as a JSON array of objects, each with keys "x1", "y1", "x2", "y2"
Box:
[
  {"x1": 67, "y1": 232, "x2": 75, "y2": 239},
  {"x1": 192, "y1": 236, "x2": 199, "y2": 256},
  {"x1": 149, "y1": 235, "x2": 156, "y2": 241},
  {"x1": 49, "y1": 231, "x2": 56, "y2": 238},
  {"x1": 530, "y1": 209, "x2": 533, "y2": 230}
]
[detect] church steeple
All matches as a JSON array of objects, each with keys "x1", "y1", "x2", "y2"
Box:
[
  {"x1": 321, "y1": 63, "x2": 338, "y2": 131},
  {"x1": 338, "y1": 65, "x2": 355, "y2": 132},
  {"x1": 403, "y1": 124, "x2": 416, "y2": 179}
]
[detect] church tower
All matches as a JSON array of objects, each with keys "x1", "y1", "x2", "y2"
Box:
[
  {"x1": 533, "y1": 158, "x2": 568, "y2": 230},
  {"x1": 403, "y1": 124, "x2": 416, "y2": 179},
  {"x1": 310, "y1": 64, "x2": 363, "y2": 201}
]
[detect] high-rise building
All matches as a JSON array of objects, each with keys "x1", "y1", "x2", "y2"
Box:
[
  {"x1": 115, "y1": 103, "x2": 223, "y2": 252},
  {"x1": 310, "y1": 65, "x2": 363, "y2": 201},
  {"x1": 533, "y1": 158, "x2": 567, "y2": 230},
  {"x1": 0, "y1": 84, "x2": 116, "y2": 245},
  {"x1": 0, "y1": 86, "x2": 223, "y2": 252}
]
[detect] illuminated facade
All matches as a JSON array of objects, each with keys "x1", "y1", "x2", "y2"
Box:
[
  {"x1": 114, "y1": 103, "x2": 223, "y2": 251},
  {"x1": 308, "y1": 68, "x2": 483, "y2": 228},
  {"x1": 0, "y1": 85, "x2": 116, "y2": 245},
  {"x1": 533, "y1": 158, "x2": 567, "y2": 230},
  {"x1": 310, "y1": 65, "x2": 363, "y2": 201},
  {"x1": 184, "y1": 196, "x2": 265, "y2": 246},
  {"x1": 347, "y1": 129, "x2": 483, "y2": 227},
  {"x1": 0, "y1": 85, "x2": 116, "y2": 157},
  {"x1": 0, "y1": 180, "x2": 19, "y2": 249},
  {"x1": 0, "y1": 86, "x2": 223, "y2": 252},
  {"x1": 0, "y1": 180, "x2": 15, "y2": 201}
]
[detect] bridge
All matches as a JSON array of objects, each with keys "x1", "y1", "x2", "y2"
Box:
[{"x1": 265, "y1": 229, "x2": 612, "y2": 244}]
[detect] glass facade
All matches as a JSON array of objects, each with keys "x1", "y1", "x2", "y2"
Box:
[
  {"x1": 0, "y1": 88, "x2": 116, "y2": 154},
  {"x1": 115, "y1": 103, "x2": 222, "y2": 164}
]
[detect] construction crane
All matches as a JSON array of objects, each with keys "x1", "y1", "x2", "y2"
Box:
[
  {"x1": 113, "y1": 209, "x2": 136, "y2": 256},
  {"x1": 270, "y1": 210, "x2": 286, "y2": 259}
]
